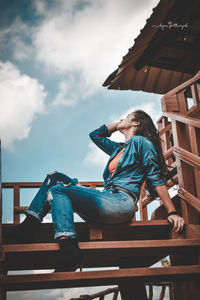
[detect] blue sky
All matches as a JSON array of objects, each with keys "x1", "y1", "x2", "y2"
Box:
[{"x1": 0, "y1": 0, "x2": 171, "y2": 299}]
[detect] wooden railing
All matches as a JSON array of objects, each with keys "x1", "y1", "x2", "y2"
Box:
[
  {"x1": 2, "y1": 180, "x2": 162, "y2": 225},
  {"x1": 2, "y1": 173, "x2": 178, "y2": 225},
  {"x1": 159, "y1": 71, "x2": 200, "y2": 224}
]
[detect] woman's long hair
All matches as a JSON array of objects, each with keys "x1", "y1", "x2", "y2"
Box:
[{"x1": 133, "y1": 110, "x2": 169, "y2": 199}]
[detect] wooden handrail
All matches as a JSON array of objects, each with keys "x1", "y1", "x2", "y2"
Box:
[
  {"x1": 173, "y1": 147, "x2": 200, "y2": 170},
  {"x1": 162, "y1": 112, "x2": 200, "y2": 129},
  {"x1": 159, "y1": 123, "x2": 172, "y2": 136},
  {"x1": 162, "y1": 71, "x2": 200, "y2": 98},
  {"x1": 2, "y1": 181, "x2": 104, "y2": 189},
  {"x1": 3, "y1": 239, "x2": 200, "y2": 253},
  {"x1": 178, "y1": 188, "x2": 200, "y2": 213}
]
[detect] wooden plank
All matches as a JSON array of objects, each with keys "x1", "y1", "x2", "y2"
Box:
[
  {"x1": 3, "y1": 219, "x2": 169, "y2": 228},
  {"x1": 187, "y1": 102, "x2": 200, "y2": 118},
  {"x1": 191, "y1": 83, "x2": 200, "y2": 105},
  {"x1": 164, "y1": 147, "x2": 174, "y2": 161},
  {"x1": 3, "y1": 239, "x2": 200, "y2": 253},
  {"x1": 161, "y1": 117, "x2": 173, "y2": 165},
  {"x1": 2, "y1": 238, "x2": 200, "y2": 270},
  {"x1": 89, "y1": 228, "x2": 103, "y2": 240},
  {"x1": 2, "y1": 220, "x2": 172, "y2": 244},
  {"x1": 173, "y1": 146, "x2": 200, "y2": 170},
  {"x1": 185, "y1": 225, "x2": 200, "y2": 239},
  {"x1": 163, "y1": 112, "x2": 200, "y2": 128},
  {"x1": 188, "y1": 126, "x2": 200, "y2": 198},
  {"x1": 1, "y1": 265, "x2": 200, "y2": 291},
  {"x1": 177, "y1": 91, "x2": 188, "y2": 113},
  {"x1": 178, "y1": 188, "x2": 200, "y2": 213},
  {"x1": 2, "y1": 182, "x2": 104, "y2": 189},
  {"x1": 159, "y1": 123, "x2": 172, "y2": 137}
]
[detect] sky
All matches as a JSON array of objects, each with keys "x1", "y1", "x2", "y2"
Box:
[{"x1": 0, "y1": 0, "x2": 171, "y2": 299}]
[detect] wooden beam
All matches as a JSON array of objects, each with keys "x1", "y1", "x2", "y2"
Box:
[
  {"x1": 191, "y1": 83, "x2": 200, "y2": 105},
  {"x1": 177, "y1": 90, "x2": 188, "y2": 114},
  {"x1": 159, "y1": 123, "x2": 172, "y2": 136},
  {"x1": 178, "y1": 188, "x2": 200, "y2": 213},
  {"x1": 3, "y1": 239, "x2": 200, "y2": 253},
  {"x1": 2, "y1": 182, "x2": 104, "y2": 189},
  {"x1": 188, "y1": 125, "x2": 200, "y2": 198},
  {"x1": 1, "y1": 265, "x2": 200, "y2": 291},
  {"x1": 163, "y1": 112, "x2": 200, "y2": 128},
  {"x1": 173, "y1": 146, "x2": 200, "y2": 170}
]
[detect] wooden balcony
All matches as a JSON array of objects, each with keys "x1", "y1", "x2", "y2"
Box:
[{"x1": 1, "y1": 71, "x2": 200, "y2": 299}]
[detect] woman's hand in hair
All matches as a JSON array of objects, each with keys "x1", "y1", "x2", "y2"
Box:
[
  {"x1": 106, "y1": 122, "x2": 120, "y2": 134},
  {"x1": 167, "y1": 214, "x2": 185, "y2": 232}
]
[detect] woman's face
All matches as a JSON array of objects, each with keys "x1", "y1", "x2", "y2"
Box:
[{"x1": 117, "y1": 113, "x2": 139, "y2": 131}]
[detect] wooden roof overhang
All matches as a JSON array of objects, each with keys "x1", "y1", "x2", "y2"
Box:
[{"x1": 103, "y1": 0, "x2": 200, "y2": 95}]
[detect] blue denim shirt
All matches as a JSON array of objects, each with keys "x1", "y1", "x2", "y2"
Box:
[{"x1": 89, "y1": 125, "x2": 164, "y2": 199}]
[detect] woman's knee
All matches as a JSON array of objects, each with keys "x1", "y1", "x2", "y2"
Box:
[{"x1": 46, "y1": 171, "x2": 65, "y2": 187}]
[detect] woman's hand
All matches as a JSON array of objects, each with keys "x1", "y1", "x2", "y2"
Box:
[
  {"x1": 106, "y1": 122, "x2": 120, "y2": 134},
  {"x1": 155, "y1": 185, "x2": 185, "y2": 233},
  {"x1": 167, "y1": 214, "x2": 185, "y2": 232}
]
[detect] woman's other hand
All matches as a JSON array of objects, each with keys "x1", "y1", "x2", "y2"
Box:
[{"x1": 167, "y1": 214, "x2": 185, "y2": 232}]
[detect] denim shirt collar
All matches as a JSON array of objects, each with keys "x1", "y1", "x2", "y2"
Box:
[{"x1": 124, "y1": 136, "x2": 134, "y2": 146}]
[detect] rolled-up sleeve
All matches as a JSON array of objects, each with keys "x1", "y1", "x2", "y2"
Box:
[
  {"x1": 140, "y1": 139, "x2": 164, "y2": 186},
  {"x1": 89, "y1": 125, "x2": 120, "y2": 155}
]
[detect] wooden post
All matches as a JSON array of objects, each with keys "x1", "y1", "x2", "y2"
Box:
[
  {"x1": 139, "y1": 182, "x2": 148, "y2": 221},
  {"x1": 0, "y1": 141, "x2": 6, "y2": 300},
  {"x1": 13, "y1": 186, "x2": 20, "y2": 224},
  {"x1": 191, "y1": 83, "x2": 200, "y2": 106}
]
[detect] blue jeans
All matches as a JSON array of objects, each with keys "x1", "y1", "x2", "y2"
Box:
[{"x1": 25, "y1": 171, "x2": 136, "y2": 239}]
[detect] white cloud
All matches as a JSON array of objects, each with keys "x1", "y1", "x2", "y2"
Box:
[
  {"x1": 0, "y1": 61, "x2": 47, "y2": 149},
  {"x1": 52, "y1": 79, "x2": 78, "y2": 106},
  {"x1": 0, "y1": 0, "x2": 160, "y2": 107},
  {"x1": 0, "y1": 17, "x2": 33, "y2": 61},
  {"x1": 84, "y1": 102, "x2": 161, "y2": 166},
  {"x1": 32, "y1": 0, "x2": 160, "y2": 105}
]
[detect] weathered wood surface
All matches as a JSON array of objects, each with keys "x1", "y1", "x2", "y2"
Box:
[
  {"x1": 161, "y1": 71, "x2": 200, "y2": 300},
  {"x1": 1, "y1": 265, "x2": 200, "y2": 291},
  {"x1": 3, "y1": 220, "x2": 171, "y2": 243},
  {"x1": 3, "y1": 239, "x2": 200, "y2": 253},
  {"x1": 2, "y1": 238, "x2": 200, "y2": 270}
]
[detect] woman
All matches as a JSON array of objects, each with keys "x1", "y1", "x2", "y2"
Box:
[{"x1": 8, "y1": 110, "x2": 185, "y2": 272}]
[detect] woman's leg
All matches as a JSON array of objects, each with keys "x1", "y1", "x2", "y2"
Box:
[
  {"x1": 48, "y1": 184, "x2": 135, "y2": 240},
  {"x1": 5, "y1": 171, "x2": 78, "y2": 243},
  {"x1": 25, "y1": 171, "x2": 78, "y2": 222}
]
